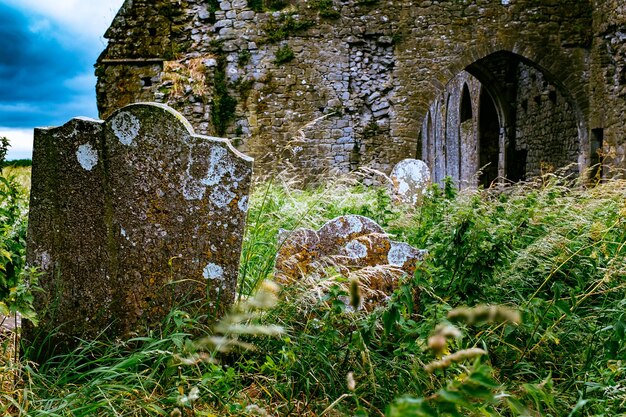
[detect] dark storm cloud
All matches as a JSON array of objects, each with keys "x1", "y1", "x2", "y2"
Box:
[{"x1": 0, "y1": 4, "x2": 98, "y2": 128}]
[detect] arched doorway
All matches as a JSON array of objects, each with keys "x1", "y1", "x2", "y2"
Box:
[
  {"x1": 421, "y1": 51, "x2": 582, "y2": 188},
  {"x1": 478, "y1": 87, "x2": 500, "y2": 187}
]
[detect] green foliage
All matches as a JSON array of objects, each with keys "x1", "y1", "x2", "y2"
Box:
[
  {"x1": 273, "y1": 44, "x2": 295, "y2": 64},
  {"x1": 210, "y1": 50, "x2": 238, "y2": 136},
  {"x1": 237, "y1": 49, "x2": 251, "y2": 67},
  {"x1": 206, "y1": 0, "x2": 220, "y2": 23},
  {"x1": 357, "y1": 0, "x2": 380, "y2": 5},
  {"x1": 261, "y1": 13, "x2": 314, "y2": 44},
  {"x1": 234, "y1": 78, "x2": 254, "y2": 100},
  {"x1": 3, "y1": 171, "x2": 626, "y2": 416},
  {"x1": 247, "y1": 0, "x2": 264, "y2": 12},
  {"x1": 0, "y1": 172, "x2": 38, "y2": 323},
  {"x1": 3, "y1": 159, "x2": 32, "y2": 168},
  {"x1": 247, "y1": 0, "x2": 289, "y2": 12},
  {"x1": 362, "y1": 120, "x2": 381, "y2": 138},
  {"x1": 265, "y1": 0, "x2": 288, "y2": 10},
  {"x1": 314, "y1": 0, "x2": 341, "y2": 19},
  {"x1": 0, "y1": 137, "x2": 8, "y2": 166}
]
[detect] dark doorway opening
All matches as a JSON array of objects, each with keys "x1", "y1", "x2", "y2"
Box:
[
  {"x1": 478, "y1": 88, "x2": 500, "y2": 187},
  {"x1": 460, "y1": 84, "x2": 472, "y2": 122}
]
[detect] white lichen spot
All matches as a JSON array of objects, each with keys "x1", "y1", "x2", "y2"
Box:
[
  {"x1": 76, "y1": 143, "x2": 98, "y2": 171},
  {"x1": 345, "y1": 215, "x2": 363, "y2": 235},
  {"x1": 183, "y1": 145, "x2": 245, "y2": 201},
  {"x1": 111, "y1": 112, "x2": 140, "y2": 145},
  {"x1": 391, "y1": 159, "x2": 431, "y2": 203},
  {"x1": 345, "y1": 240, "x2": 368, "y2": 259},
  {"x1": 39, "y1": 251, "x2": 51, "y2": 270},
  {"x1": 238, "y1": 196, "x2": 249, "y2": 212},
  {"x1": 210, "y1": 185, "x2": 236, "y2": 208},
  {"x1": 183, "y1": 182, "x2": 206, "y2": 201},
  {"x1": 388, "y1": 242, "x2": 413, "y2": 267},
  {"x1": 202, "y1": 146, "x2": 229, "y2": 186},
  {"x1": 203, "y1": 263, "x2": 224, "y2": 280}
]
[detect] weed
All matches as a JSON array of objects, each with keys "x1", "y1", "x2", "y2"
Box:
[
  {"x1": 261, "y1": 13, "x2": 314, "y2": 44},
  {"x1": 237, "y1": 49, "x2": 251, "y2": 67},
  {"x1": 210, "y1": 47, "x2": 238, "y2": 136},
  {"x1": 314, "y1": 0, "x2": 341, "y2": 19},
  {"x1": 274, "y1": 44, "x2": 295, "y2": 64}
]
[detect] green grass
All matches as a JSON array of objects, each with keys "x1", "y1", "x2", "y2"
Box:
[{"x1": 1, "y1": 169, "x2": 625, "y2": 416}]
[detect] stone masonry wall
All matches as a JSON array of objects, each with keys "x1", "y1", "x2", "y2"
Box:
[
  {"x1": 96, "y1": 0, "x2": 624, "y2": 182},
  {"x1": 515, "y1": 62, "x2": 580, "y2": 178},
  {"x1": 590, "y1": 0, "x2": 626, "y2": 173}
]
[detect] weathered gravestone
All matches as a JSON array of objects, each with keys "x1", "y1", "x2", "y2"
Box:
[
  {"x1": 23, "y1": 103, "x2": 253, "y2": 360},
  {"x1": 275, "y1": 215, "x2": 426, "y2": 309},
  {"x1": 389, "y1": 159, "x2": 431, "y2": 204}
]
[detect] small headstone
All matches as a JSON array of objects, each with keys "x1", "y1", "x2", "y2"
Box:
[
  {"x1": 275, "y1": 215, "x2": 426, "y2": 305},
  {"x1": 24, "y1": 103, "x2": 253, "y2": 360},
  {"x1": 389, "y1": 159, "x2": 431, "y2": 204}
]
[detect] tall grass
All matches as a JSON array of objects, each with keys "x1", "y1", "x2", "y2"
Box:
[{"x1": 1, "y1": 170, "x2": 625, "y2": 416}]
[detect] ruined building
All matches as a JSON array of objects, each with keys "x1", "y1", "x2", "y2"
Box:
[{"x1": 96, "y1": 0, "x2": 626, "y2": 186}]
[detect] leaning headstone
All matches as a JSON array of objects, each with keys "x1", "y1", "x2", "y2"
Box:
[
  {"x1": 275, "y1": 215, "x2": 426, "y2": 310},
  {"x1": 275, "y1": 214, "x2": 425, "y2": 281},
  {"x1": 24, "y1": 103, "x2": 253, "y2": 360},
  {"x1": 389, "y1": 159, "x2": 431, "y2": 204}
]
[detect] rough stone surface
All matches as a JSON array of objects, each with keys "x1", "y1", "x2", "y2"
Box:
[
  {"x1": 389, "y1": 159, "x2": 431, "y2": 204},
  {"x1": 274, "y1": 228, "x2": 320, "y2": 280},
  {"x1": 23, "y1": 103, "x2": 253, "y2": 360},
  {"x1": 275, "y1": 214, "x2": 425, "y2": 284},
  {"x1": 95, "y1": 0, "x2": 626, "y2": 183}
]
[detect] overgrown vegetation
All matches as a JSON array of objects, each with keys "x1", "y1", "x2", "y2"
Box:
[
  {"x1": 1, "y1": 169, "x2": 625, "y2": 415},
  {"x1": 261, "y1": 13, "x2": 314, "y2": 44},
  {"x1": 273, "y1": 44, "x2": 295, "y2": 65},
  {"x1": 210, "y1": 44, "x2": 238, "y2": 137},
  {"x1": 313, "y1": 0, "x2": 341, "y2": 19}
]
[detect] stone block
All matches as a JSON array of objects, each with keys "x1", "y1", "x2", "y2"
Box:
[{"x1": 24, "y1": 103, "x2": 253, "y2": 361}]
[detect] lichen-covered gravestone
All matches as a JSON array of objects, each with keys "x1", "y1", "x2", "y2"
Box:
[
  {"x1": 24, "y1": 103, "x2": 252, "y2": 360},
  {"x1": 389, "y1": 159, "x2": 431, "y2": 204},
  {"x1": 275, "y1": 215, "x2": 426, "y2": 309}
]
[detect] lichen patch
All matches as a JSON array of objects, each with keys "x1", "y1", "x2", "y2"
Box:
[
  {"x1": 203, "y1": 263, "x2": 224, "y2": 280},
  {"x1": 344, "y1": 240, "x2": 368, "y2": 259},
  {"x1": 238, "y1": 196, "x2": 249, "y2": 212},
  {"x1": 111, "y1": 112, "x2": 141, "y2": 145},
  {"x1": 76, "y1": 143, "x2": 98, "y2": 171}
]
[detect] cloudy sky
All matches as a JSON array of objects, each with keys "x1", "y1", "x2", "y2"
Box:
[{"x1": 0, "y1": 0, "x2": 125, "y2": 159}]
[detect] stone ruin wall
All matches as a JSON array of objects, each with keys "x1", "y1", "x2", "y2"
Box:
[
  {"x1": 514, "y1": 61, "x2": 580, "y2": 178},
  {"x1": 590, "y1": 0, "x2": 626, "y2": 172},
  {"x1": 96, "y1": 0, "x2": 626, "y2": 184}
]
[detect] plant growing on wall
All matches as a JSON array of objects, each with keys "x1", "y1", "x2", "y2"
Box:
[
  {"x1": 314, "y1": 0, "x2": 341, "y2": 19},
  {"x1": 274, "y1": 44, "x2": 295, "y2": 64},
  {"x1": 211, "y1": 54, "x2": 238, "y2": 136},
  {"x1": 261, "y1": 13, "x2": 314, "y2": 44}
]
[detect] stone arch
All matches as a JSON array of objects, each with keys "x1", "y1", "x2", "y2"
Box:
[{"x1": 421, "y1": 47, "x2": 587, "y2": 187}]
